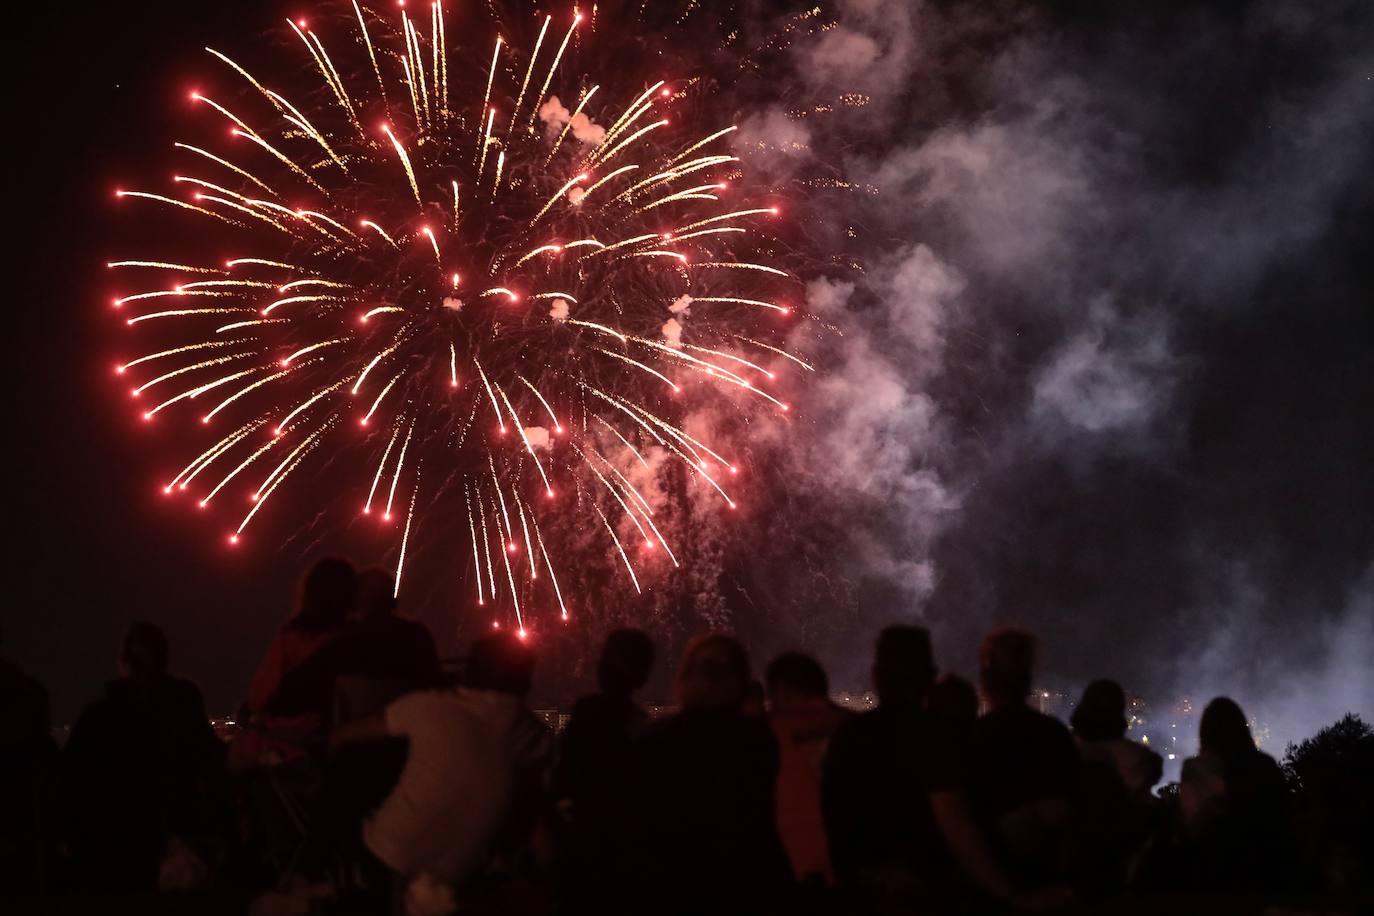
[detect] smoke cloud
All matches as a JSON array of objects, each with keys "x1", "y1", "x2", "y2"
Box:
[
  {"x1": 538, "y1": 94, "x2": 606, "y2": 146},
  {"x1": 727, "y1": 0, "x2": 1374, "y2": 747}
]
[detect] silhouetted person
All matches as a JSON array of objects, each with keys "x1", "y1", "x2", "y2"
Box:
[
  {"x1": 554, "y1": 628, "x2": 655, "y2": 904},
  {"x1": 262, "y1": 568, "x2": 440, "y2": 722},
  {"x1": 61, "y1": 622, "x2": 224, "y2": 892},
  {"x1": 0, "y1": 623, "x2": 58, "y2": 896},
  {"x1": 963, "y1": 628, "x2": 1081, "y2": 880},
  {"x1": 1071, "y1": 680, "x2": 1161, "y2": 800},
  {"x1": 231, "y1": 557, "x2": 357, "y2": 769},
  {"x1": 331, "y1": 631, "x2": 552, "y2": 896},
  {"x1": 1180, "y1": 697, "x2": 1294, "y2": 893},
  {"x1": 928, "y1": 673, "x2": 979, "y2": 726},
  {"x1": 823, "y1": 626, "x2": 955, "y2": 906},
  {"x1": 627, "y1": 634, "x2": 791, "y2": 915},
  {"x1": 925, "y1": 629, "x2": 1076, "y2": 910},
  {"x1": 766, "y1": 651, "x2": 848, "y2": 886}
]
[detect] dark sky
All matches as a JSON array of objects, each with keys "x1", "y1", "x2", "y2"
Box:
[{"x1": 8, "y1": 0, "x2": 1374, "y2": 741}]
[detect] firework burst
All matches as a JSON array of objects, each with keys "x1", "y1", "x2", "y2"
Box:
[{"x1": 108, "y1": 1, "x2": 806, "y2": 633}]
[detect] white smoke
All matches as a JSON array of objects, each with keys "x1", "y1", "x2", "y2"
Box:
[
  {"x1": 537, "y1": 94, "x2": 606, "y2": 146},
  {"x1": 548, "y1": 297, "x2": 570, "y2": 321},
  {"x1": 732, "y1": 0, "x2": 1374, "y2": 710},
  {"x1": 522, "y1": 426, "x2": 551, "y2": 451},
  {"x1": 661, "y1": 317, "x2": 684, "y2": 348}
]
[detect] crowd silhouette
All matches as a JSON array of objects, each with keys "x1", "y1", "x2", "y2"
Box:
[{"x1": 2, "y1": 559, "x2": 1372, "y2": 915}]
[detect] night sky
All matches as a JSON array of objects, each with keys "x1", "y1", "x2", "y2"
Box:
[{"x1": 8, "y1": 0, "x2": 1373, "y2": 745}]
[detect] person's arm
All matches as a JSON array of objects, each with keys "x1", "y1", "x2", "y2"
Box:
[
  {"x1": 930, "y1": 789, "x2": 1075, "y2": 911},
  {"x1": 330, "y1": 710, "x2": 390, "y2": 749},
  {"x1": 930, "y1": 789, "x2": 1019, "y2": 903}
]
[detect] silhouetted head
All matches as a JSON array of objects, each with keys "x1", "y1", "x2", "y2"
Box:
[
  {"x1": 292, "y1": 557, "x2": 358, "y2": 632},
  {"x1": 356, "y1": 568, "x2": 397, "y2": 621},
  {"x1": 928, "y1": 673, "x2": 979, "y2": 723},
  {"x1": 1071, "y1": 679, "x2": 1129, "y2": 740},
  {"x1": 872, "y1": 626, "x2": 936, "y2": 704},
  {"x1": 1199, "y1": 696, "x2": 1256, "y2": 759},
  {"x1": 468, "y1": 631, "x2": 536, "y2": 698},
  {"x1": 765, "y1": 651, "x2": 829, "y2": 711},
  {"x1": 120, "y1": 622, "x2": 169, "y2": 681},
  {"x1": 979, "y1": 627, "x2": 1036, "y2": 707},
  {"x1": 596, "y1": 628, "x2": 655, "y2": 697},
  {"x1": 677, "y1": 633, "x2": 751, "y2": 712}
]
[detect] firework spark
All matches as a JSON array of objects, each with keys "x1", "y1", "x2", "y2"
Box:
[{"x1": 109, "y1": 1, "x2": 805, "y2": 631}]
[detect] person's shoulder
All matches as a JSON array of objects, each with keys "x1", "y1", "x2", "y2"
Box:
[
  {"x1": 165, "y1": 674, "x2": 204, "y2": 699},
  {"x1": 1021, "y1": 705, "x2": 1074, "y2": 740},
  {"x1": 1118, "y1": 735, "x2": 1161, "y2": 762}
]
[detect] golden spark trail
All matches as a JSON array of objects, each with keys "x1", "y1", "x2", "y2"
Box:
[
  {"x1": 474, "y1": 361, "x2": 505, "y2": 432},
  {"x1": 466, "y1": 485, "x2": 486, "y2": 604},
  {"x1": 108, "y1": 260, "x2": 227, "y2": 274},
  {"x1": 127, "y1": 308, "x2": 254, "y2": 325},
  {"x1": 498, "y1": 386, "x2": 553, "y2": 495},
  {"x1": 527, "y1": 14, "x2": 580, "y2": 133},
  {"x1": 352, "y1": 0, "x2": 388, "y2": 115},
  {"x1": 479, "y1": 38, "x2": 502, "y2": 143},
  {"x1": 226, "y1": 258, "x2": 301, "y2": 270},
  {"x1": 477, "y1": 486, "x2": 497, "y2": 604},
  {"x1": 532, "y1": 173, "x2": 587, "y2": 222},
  {"x1": 667, "y1": 126, "x2": 739, "y2": 167},
  {"x1": 145, "y1": 367, "x2": 259, "y2": 420},
  {"x1": 381, "y1": 125, "x2": 423, "y2": 207},
  {"x1": 394, "y1": 484, "x2": 419, "y2": 596},
  {"x1": 488, "y1": 455, "x2": 513, "y2": 537},
  {"x1": 352, "y1": 335, "x2": 404, "y2": 394},
  {"x1": 585, "y1": 457, "x2": 651, "y2": 546},
  {"x1": 362, "y1": 372, "x2": 403, "y2": 424},
  {"x1": 579, "y1": 165, "x2": 638, "y2": 203},
  {"x1": 513, "y1": 492, "x2": 536, "y2": 578},
  {"x1": 384, "y1": 420, "x2": 416, "y2": 519},
  {"x1": 597, "y1": 119, "x2": 669, "y2": 166},
  {"x1": 365, "y1": 425, "x2": 401, "y2": 513},
  {"x1": 544, "y1": 85, "x2": 598, "y2": 166},
  {"x1": 216, "y1": 318, "x2": 288, "y2": 334},
  {"x1": 693, "y1": 261, "x2": 791, "y2": 277},
  {"x1": 533, "y1": 520, "x2": 567, "y2": 619},
  {"x1": 133, "y1": 351, "x2": 254, "y2": 396},
  {"x1": 115, "y1": 191, "x2": 237, "y2": 225},
  {"x1": 594, "y1": 415, "x2": 651, "y2": 469},
  {"x1": 507, "y1": 15, "x2": 550, "y2": 137},
  {"x1": 477, "y1": 107, "x2": 497, "y2": 178},
  {"x1": 174, "y1": 144, "x2": 276, "y2": 196},
  {"x1": 594, "y1": 347, "x2": 680, "y2": 392},
  {"x1": 359, "y1": 220, "x2": 399, "y2": 247},
  {"x1": 193, "y1": 400, "x2": 283, "y2": 501},
  {"x1": 119, "y1": 340, "x2": 240, "y2": 373},
  {"x1": 594, "y1": 81, "x2": 664, "y2": 158},
  {"x1": 596, "y1": 504, "x2": 641, "y2": 593},
  {"x1": 171, "y1": 419, "x2": 264, "y2": 490},
  {"x1": 278, "y1": 381, "x2": 347, "y2": 433},
  {"x1": 252, "y1": 422, "x2": 329, "y2": 503},
  {"x1": 518, "y1": 375, "x2": 562, "y2": 430}
]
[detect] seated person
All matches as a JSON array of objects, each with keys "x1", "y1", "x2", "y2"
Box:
[
  {"x1": 231, "y1": 558, "x2": 358, "y2": 769},
  {"x1": 625, "y1": 634, "x2": 792, "y2": 916},
  {"x1": 61, "y1": 623, "x2": 224, "y2": 892},
  {"x1": 1180, "y1": 696, "x2": 1294, "y2": 893},
  {"x1": 263, "y1": 568, "x2": 440, "y2": 723},
  {"x1": 767, "y1": 651, "x2": 848, "y2": 886},
  {"x1": 1071, "y1": 679, "x2": 1161, "y2": 801},
  {"x1": 331, "y1": 631, "x2": 552, "y2": 896}
]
